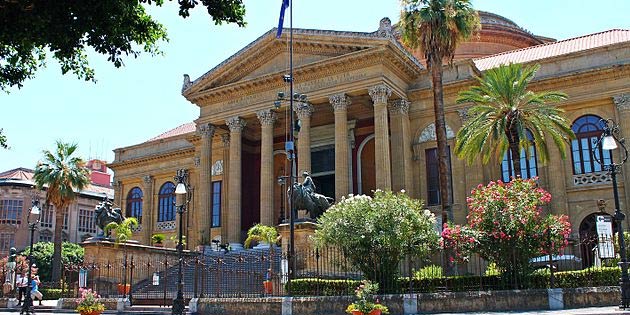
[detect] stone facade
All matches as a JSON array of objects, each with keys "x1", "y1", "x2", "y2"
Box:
[{"x1": 109, "y1": 12, "x2": 630, "y2": 267}]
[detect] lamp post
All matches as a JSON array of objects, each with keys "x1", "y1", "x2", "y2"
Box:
[
  {"x1": 593, "y1": 118, "x2": 630, "y2": 309},
  {"x1": 172, "y1": 169, "x2": 190, "y2": 315},
  {"x1": 21, "y1": 198, "x2": 41, "y2": 315}
]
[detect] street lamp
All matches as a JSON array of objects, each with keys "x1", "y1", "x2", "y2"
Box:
[
  {"x1": 21, "y1": 198, "x2": 41, "y2": 315},
  {"x1": 593, "y1": 118, "x2": 630, "y2": 309},
  {"x1": 172, "y1": 169, "x2": 190, "y2": 315}
]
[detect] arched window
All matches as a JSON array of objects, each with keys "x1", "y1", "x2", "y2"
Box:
[
  {"x1": 571, "y1": 115, "x2": 612, "y2": 174},
  {"x1": 126, "y1": 187, "x2": 143, "y2": 224},
  {"x1": 158, "y1": 182, "x2": 176, "y2": 222},
  {"x1": 501, "y1": 130, "x2": 538, "y2": 182}
]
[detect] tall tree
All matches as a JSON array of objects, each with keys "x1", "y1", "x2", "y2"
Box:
[
  {"x1": 0, "y1": 128, "x2": 7, "y2": 149},
  {"x1": 0, "y1": 0, "x2": 246, "y2": 91},
  {"x1": 33, "y1": 141, "x2": 90, "y2": 282},
  {"x1": 399, "y1": 0, "x2": 479, "y2": 225},
  {"x1": 455, "y1": 63, "x2": 575, "y2": 177}
]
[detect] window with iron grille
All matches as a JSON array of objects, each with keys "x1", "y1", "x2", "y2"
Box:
[
  {"x1": 0, "y1": 233, "x2": 15, "y2": 256},
  {"x1": 0, "y1": 199, "x2": 22, "y2": 225},
  {"x1": 501, "y1": 131, "x2": 538, "y2": 182},
  {"x1": 425, "y1": 147, "x2": 453, "y2": 206},
  {"x1": 78, "y1": 208, "x2": 96, "y2": 233}
]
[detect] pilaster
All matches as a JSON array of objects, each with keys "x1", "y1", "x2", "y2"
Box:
[
  {"x1": 389, "y1": 99, "x2": 413, "y2": 193},
  {"x1": 220, "y1": 134, "x2": 230, "y2": 242},
  {"x1": 295, "y1": 102, "x2": 314, "y2": 175},
  {"x1": 330, "y1": 93, "x2": 351, "y2": 200},
  {"x1": 226, "y1": 116, "x2": 246, "y2": 244},
  {"x1": 257, "y1": 109, "x2": 277, "y2": 226},
  {"x1": 369, "y1": 84, "x2": 393, "y2": 190},
  {"x1": 196, "y1": 123, "x2": 215, "y2": 246},
  {"x1": 142, "y1": 175, "x2": 154, "y2": 245}
]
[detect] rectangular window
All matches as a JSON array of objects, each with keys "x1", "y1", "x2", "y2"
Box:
[
  {"x1": 0, "y1": 199, "x2": 23, "y2": 225},
  {"x1": 78, "y1": 208, "x2": 96, "y2": 233},
  {"x1": 40, "y1": 206, "x2": 53, "y2": 228},
  {"x1": 212, "y1": 181, "x2": 221, "y2": 227},
  {"x1": 425, "y1": 147, "x2": 453, "y2": 206},
  {"x1": 39, "y1": 234, "x2": 52, "y2": 243},
  {"x1": 0, "y1": 233, "x2": 15, "y2": 256},
  {"x1": 63, "y1": 212, "x2": 68, "y2": 230},
  {"x1": 311, "y1": 146, "x2": 335, "y2": 174}
]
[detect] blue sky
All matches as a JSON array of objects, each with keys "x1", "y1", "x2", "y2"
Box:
[{"x1": 1, "y1": 0, "x2": 629, "y2": 172}]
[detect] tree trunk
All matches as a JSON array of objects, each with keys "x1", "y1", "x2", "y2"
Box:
[
  {"x1": 508, "y1": 127, "x2": 522, "y2": 180},
  {"x1": 429, "y1": 57, "x2": 452, "y2": 226},
  {"x1": 429, "y1": 56, "x2": 454, "y2": 276},
  {"x1": 52, "y1": 209, "x2": 64, "y2": 283}
]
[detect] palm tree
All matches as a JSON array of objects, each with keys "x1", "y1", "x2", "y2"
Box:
[
  {"x1": 400, "y1": 0, "x2": 480, "y2": 225},
  {"x1": 33, "y1": 141, "x2": 90, "y2": 282},
  {"x1": 244, "y1": 224, "x2": 280, "y2": 293},
  {"x1": 455, "y1": 63, "x2": 575, "y2": 177}
]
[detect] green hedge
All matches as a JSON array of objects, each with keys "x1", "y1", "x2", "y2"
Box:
[
  {"x1": 40, "y1": 288, "x2": 64, "y2": 300},
  {"x1": 286, "y1": 267, "x2": 621, "y2": 295}
]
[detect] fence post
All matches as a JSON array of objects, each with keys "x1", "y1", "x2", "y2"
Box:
[
  {"x1": 193, "y1": 256, "x2": 199, "y2": 298},
  {"x1": 129, "y1": 255, "x2": 135, "y2": 306},
  {"x1": 548, "y1": 229, "x2": 555, "y2": 289}
]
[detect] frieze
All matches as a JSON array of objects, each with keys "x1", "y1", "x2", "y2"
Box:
[
  {"x1": 614, "y1": 93, "x2": 630, "y2": 111},
  {"x1": 329, "y1": 93, "x2": 351, "y2": 112}
]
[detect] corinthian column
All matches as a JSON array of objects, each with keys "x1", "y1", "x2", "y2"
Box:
[
  {"x1": 257, "y1": 110, "x2": 277, "y2": 226},
  {"x1": 220, "y1": 134, "x2": 230, "y2": 242},
  {"x1": 369, "y1": 84, "x2": 393, "y2": 190},
  {"x1": 197, "y1": 123, "x2": 215, "y2": 245},
  {"x1": 226, "y1": 117, "x2": 246, "y2": 245},
  {"x1": 295, "y1": 102, "x2": 314, "y2": 174},
  {"x1": 142, "y1": 175, "x2": 154, "y2": 245},
  {"x1": 389, "y1": 99, "x2": 413, "y2": 193},
  {"x1": 614, "y1": 93, "x2": 630, "y2": 220},
  {"x1": 330, "y1": 93, "x2": 351, "y2": 200}
]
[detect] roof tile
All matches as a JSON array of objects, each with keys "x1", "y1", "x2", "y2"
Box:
[{"x1": 146, "y1": 122, "x2": 196, "y2": 142}]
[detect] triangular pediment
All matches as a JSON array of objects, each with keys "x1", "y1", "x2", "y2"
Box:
[{"x1": 184, "y1": 29, "x2": 402, "y2": 96}]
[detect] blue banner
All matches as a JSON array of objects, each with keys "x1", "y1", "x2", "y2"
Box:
[{"x1": 276, "y1": 0, "x2": 290, "y2": 38}]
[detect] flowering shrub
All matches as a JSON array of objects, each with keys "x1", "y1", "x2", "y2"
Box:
[
  {"x1": 76, "y1": 288, "x2": 105, "y2": 314},
  {"x1": 315, "y1": 190, "x2": 439, "y2": 290},
  {"x1": 442, "y1": 178, "x2": 571, "y2": 278},
  {"x1": 345, "y1": 280, "x2": 389, "y2": 314}
]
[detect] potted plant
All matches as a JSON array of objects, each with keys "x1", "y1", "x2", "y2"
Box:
[
  {"x1": 104, "y1": 217, "x2": 138, "y2": 295},
  {"x1": 76, "y1": 288, "x2": 105, "y2": 315},
  {"x1": 151, "y1": 233, "x2": 165, "y2": 247},
  {"x1": 345, "y1": 280, "x2": 389, "y2": 315},
  {"x1": 244, "y1": 224, "x2": 280, "y2": 295}
]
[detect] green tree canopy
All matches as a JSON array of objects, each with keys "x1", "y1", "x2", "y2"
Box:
[
  {"x1": 455, "y1": 63, "x2": 575, "y2": 176},
  {"x1": 0, "y1": 0, "x2": 246, "y2": 91},
  {"x1": 33, "y1": 141, "x2": 90, "y2": 282},
  {"x1": 314, "y1": 191, "x2": 439, "y2": 291},
  {"x1": 0, "y1": 128, "x2": 7, "y2": 149},
  {"x1": 21, "y1": 242, "x2": 85, "y2": 282}
]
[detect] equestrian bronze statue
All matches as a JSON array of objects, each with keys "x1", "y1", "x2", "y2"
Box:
[
  {"x1": 94, "y1": 199, "x2": 123, "y2": 236},
  {"x1": 290, "y1": 171, "x2": 333, "y2": 220}
]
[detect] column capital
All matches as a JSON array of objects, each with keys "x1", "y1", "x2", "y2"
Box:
[
  {"x1": 142, "y1": 175, "x2": 153, "y2": 185},
  {"x1": 388, "y1": 99, "x2": 410, "y2": 115},
  {"x1": 294, "y1": 102, "x2": 314, "y2": 119},
  {"x1": 221, "y1": 133, "x2": 230, "y2": 147},
  {"x1": 226, "y1": 116, "x2": 246, "y2": 132},
  {"x1": 329, "y1": 93, "x2": 351, "y2": 112},
  {"x1": 256, "y1": 109, "x2": 277, "y2": 126},
  {"x1": 457, "y1": 107, "x2": 470, "y2": 123},
  {"x1": 614, "y1": 93, "x2": 630, "y2": 111},
  {"x1": 369, "y1": 84, "x2": 392, "y2": 104},
  {"x1": 196, "y1": 123, "x2": 216, "y2": 138}
]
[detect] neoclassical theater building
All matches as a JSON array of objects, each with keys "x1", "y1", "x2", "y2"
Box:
[{"x1": 109, "y1": 12, "x2": 630, "y2": 258}]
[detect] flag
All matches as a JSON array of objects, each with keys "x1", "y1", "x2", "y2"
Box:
[{"x1": 276, "y1": 0, "x2": 290, "y2": 38}]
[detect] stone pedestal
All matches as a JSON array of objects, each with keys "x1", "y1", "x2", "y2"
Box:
[{"x1": 277, "y1": 221, "x2": 318, "y2": 273}]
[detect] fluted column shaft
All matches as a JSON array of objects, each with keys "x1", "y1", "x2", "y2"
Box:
[
  {"x1": 330, "y1": 93, "x2": 351, "y2": 199},
  {"x1": 257, "y1": 110, "x2": 277, "y2": 226},
  {"x1": 369, "y1": 84, "x2": 393, "y2": 190},
  {"x1": 197, "y1": 124, "x2": 215, "y2": 245},
  {"x1": 226, "y1": 117, "x2": 246, "y2": 244},
  {"x1": 295, "y1": 102, "x2": 314, "y2": 175},
  {"x1": 389, "y1": 99, "x2": 413, "y2": 192},
  {"x1": 142, "y1": 176, "x2": 154, "y2": 245},
  {"x1": 220, "y1": 134, "x2": 230, "y2": 242}
]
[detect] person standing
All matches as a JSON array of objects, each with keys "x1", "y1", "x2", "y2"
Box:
[{"x1": 15, "y1": 271, "x2": 28, "y2": 306}]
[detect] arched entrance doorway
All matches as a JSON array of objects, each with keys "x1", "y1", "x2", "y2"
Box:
[{"x1": 579, "y1": 212, "x2": 616, "y2": 268}]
